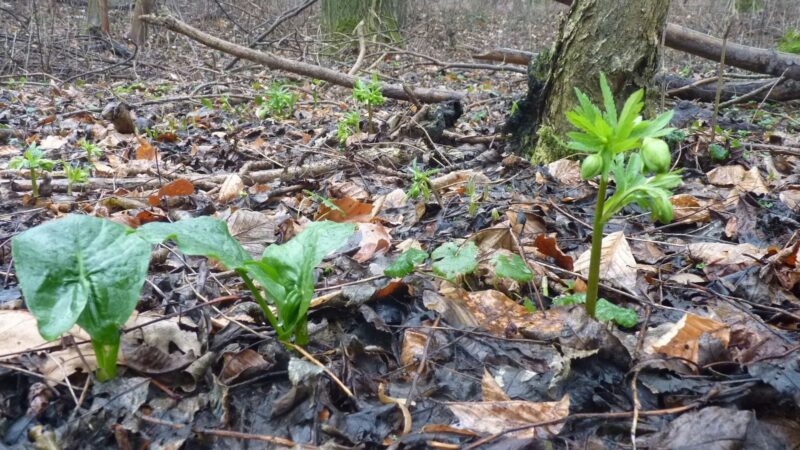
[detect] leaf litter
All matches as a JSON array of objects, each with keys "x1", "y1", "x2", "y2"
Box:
[{"x1": 1, "y1": 3, "x2": 800, "y2": 450}]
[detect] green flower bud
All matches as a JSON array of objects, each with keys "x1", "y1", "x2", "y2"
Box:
[
  {"x1": 581, "y1": 153, "x2": 603, "y2": 180},
  {"x1": 641, "y1": 138, "x2": 671, "y2": 174},
  {"x1": 651, "y1": 195, "x2": 673, "y2": 223}
]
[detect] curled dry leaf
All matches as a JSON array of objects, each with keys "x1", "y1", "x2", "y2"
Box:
[
  {"x1": 574, "y1": 231, "x2": 637, "y2": 290},
  {"x1": 687, "y1": 242, "x2": 768, "y2": 275},
  {"x1": 221, "y1": 349, "x2": 273, "y2": 384},
  {"x1": 650, "y1": 313, "x2": 730, "y2": 367},
  {"x1": 135, "y1": 137, "x2": 157, "y2": 160},
  {"x1": 534, "y1": 234, "x2": 573, "y2": 271},
  {"x1": 218, "y1": 173, "x2": 245, "y2": 204},
  {"x1": 546, "y1": 158, "x2": 582, "y2": 186},
  {"x1": 670, "y1": 194, "x2": 711, "y2": 223},
  {"x1": 148, "y1": 179, "x2": 194, "y2": 206},
  {"x1": 400, "y1": 329, "x2": 430, "y2": 375},
  {"x1": 430, "y1": 169, "x2": 491, "y2": 194},
  {"x1": 317, "y1": 197, "x2": 374, "y2": 223},
  {"x1": 352, "y1": 222, "x2": 391, "y2": 263},
  {"x1": 446, "y1": 395, "x2": 570, "y2": 439}
]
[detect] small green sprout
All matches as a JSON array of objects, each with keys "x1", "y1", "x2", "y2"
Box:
[
  {"x1": 337, "y1": 110, "x2": 361, "y2": 144},
  {"x1": 406, "y1": 159, "x2": 439, "y2": 202},
  {"x1": 9, "y1": 143, "x2": 58, "y2": 198},
  {"x1": 65, "y1": 163, "x2": 90, "y2": 195},
  {"x1": 352, "y1": 74, "x2": 385, "y2": 133},
  {"x1": 79, "y1": 139, "x2": 103, "y2": 162},
  {"x1": 256, "y1": 83, "x2": 298, "y2": 120},
  {"x1": 566, "y1": 74, "x2": 681, "y2": 319}
]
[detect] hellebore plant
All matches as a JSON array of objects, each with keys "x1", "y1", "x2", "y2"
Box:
[
  {"x1": 566, "y1": 74, "x2": 681, "y2": 318},
  {"x1": 9, "y1": 143, "x2": 58, "y2": 198},
  {"x1": 352, "y1": 74, "x2": 385, "y2": 133}
]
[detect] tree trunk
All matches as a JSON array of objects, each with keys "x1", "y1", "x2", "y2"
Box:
[
  {"x1": 130, "y1": 0, "x2": 157, "y2": 45},
  {"x1": 321, "y1": 0, "x2": 406, "y2": 42},
  {"x1": 512, "y1": 0, "x2": 671, "y2": 163},
  {"x1": 87, "y1": 0, "x2": 110, "y2": 33}
]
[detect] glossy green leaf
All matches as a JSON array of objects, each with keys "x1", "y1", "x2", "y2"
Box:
[
  {"x1": 552, "y1": 293, "x2": 637, "y2": 327},
  {"x1": 385, "y1": 248, "x2": 428, "y2": 278},
  {"x1": 245, "y1": 221, "x2": 356, "y2": 342},
  {"x1": 11, "y1": 215, "x2": 151, "y2": 342},
  {"x1": 138, "y1": 216, "x2": 250, "y2": 270},
  {"x1": 492, "y1": 254, "x2": 532, "y2": 283},
  {"x1": 431, "y1": 242, "x2": 478, "y2": 280}
]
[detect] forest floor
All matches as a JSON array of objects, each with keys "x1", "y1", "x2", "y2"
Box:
[{"x1": 2, "y1": 1, "x2": 800, "y2": 449}]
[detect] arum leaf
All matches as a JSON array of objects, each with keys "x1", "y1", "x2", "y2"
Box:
[
  {"x1": 385, "y1": 249, "x2": 428, "y2": 278},
  {"x1": 11, "y1": 215, "x2": 151, "y2": 342}
]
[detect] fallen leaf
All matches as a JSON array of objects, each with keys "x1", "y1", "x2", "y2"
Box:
[
  {"x1": 39, "y1": 135, "x2": 67, "y2": 150},
  {"x1": 447, "y1": 395, "x2": 570, "y2": 438},
  {"x1": 148, "y1": 179, "x2": 194, "y2": 206},
  {"x1": 135, "y1": 137, "x2": 157, "y2": 160},
  {"x1": 650, "y1": 313, "x2": 730, "y2": 366},
  {"x1": 546, "y1": 159, "x2": 581, "y2": 185},
  {"x1": 317, "y1": 197, "x2": 374, "y2": 223},
  {"x1": 670, "y1": 194, "x2": 711, "y2": 223},
  {"x1": 534, "y1": 234, "x2": 573, "y2": 270},
  {"x1": 400, "y1": 329, "x2": 430, "y2": 375},
  {"x1": 0, "y1": 310, "x2": 88, "y2": 358},
  {"x1": 687, "y1": 242, "x2": 767, "y2": 275},
  {"x1": 353, "y1": 222, "x2": 391, "y2": 263},
  {"x1": 482, "y1": 369, "x2": 511, "y2": 401},
  {"x1": 669, "y1": 273, "x2": 706, "y2": 285},
  {"x1": 574, "y1": 231, "x2": 637, "y2": 290},
  {"x1": 779, "y1": 188, "x2": 800, "y2": 211},
  {"x1": 706, "y1": 165, "x2": 769, "y2": 194},
  {"x1": 220, "y1": 349, "x2": 273, "y2": 384},
  {"x1": 218, "y1": 173, "x2": 245, "y2": 204},
  {"x1": 224, "y1": 209, "x2": 278, "y2": 257}
]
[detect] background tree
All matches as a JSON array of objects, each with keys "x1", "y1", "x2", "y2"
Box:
[
  {"x1": 509, "y1": 0, "x2": 671, "y2": 163},
  {"x1": 130, "y1": 0, "x2": 157, "y2": 45},
  {"x1": 321, "y1": 0, "x2": 406, "y2": 42},
  {"x1": 86, "y1": 0, "x2": 110, "y2": 34}
]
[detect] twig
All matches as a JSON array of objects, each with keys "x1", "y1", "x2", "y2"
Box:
[{"x1": 284, "y1": 342, "x2": 354, "y2": 399}]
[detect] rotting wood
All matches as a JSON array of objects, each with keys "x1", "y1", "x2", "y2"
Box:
[{"x1": 139, "y1": 15, "x2": 463, "y2": 104}]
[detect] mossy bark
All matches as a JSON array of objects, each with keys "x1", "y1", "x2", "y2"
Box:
[
  {"x1": 510, "y1": 0, "x2": 670, "y2": 163},
  {"x1": 321, "y1": 0, "x2": 406, "y2": 42}
]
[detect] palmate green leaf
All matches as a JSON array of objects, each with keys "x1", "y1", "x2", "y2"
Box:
[
  {"x1": 245, "y1": 221, "x2": 356, "y2": 342},
  {"x1": 385, "y1": 248, "x2": 428, "y2": 278},
  {"x1": 431, "y1": 242, "x2": 478, "y2": 280},
  {"x1": 492, "y1": 254, "x2": 533, "y2": 283},
  {"x1": 552, "y1": 293, "x2": 637, "y2": 328},
  {"x1": 138, "y1": 216, "x2": 250, "y2": 270},
  {"x1": 11, "y1": 215, "x2": 151, "y2": 342}
]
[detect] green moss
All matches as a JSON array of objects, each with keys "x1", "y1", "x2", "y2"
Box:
[
  {"x1": 531, "y1": 126, "x2": 572, "y2": 164},
  {"x1": 777, "y1": 29, "x2": 800, "y2": 54}
]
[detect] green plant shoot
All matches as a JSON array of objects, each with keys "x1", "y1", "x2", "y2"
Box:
[
  {"x1": 65, "y1": 163, "x2": 90, "y2": 195},
  {"x1": 352, "y1": 74, "x2": 385, "y2": 133},
  {"x1": 9, "y1": 143, "x2": 58, "y2": 198},
  {"x1": 256, "y1": 83, "x2": 298, "y2": 119},
  {"x1": 566, "y1": 74, "x2": 681, "y2": 318},
  {"x1": 337, "y1": 110, "x2": 361, "y2": 144},
  {"x1": 406, "y1": 159, "x2": 439, "y2": 201}
]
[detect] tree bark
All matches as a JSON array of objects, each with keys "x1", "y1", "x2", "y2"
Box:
[
  {"x1": 87, "y1": 0, "x2": 110, "y2": 33},
  {"x1": 321, "y1": 0, "x2": 406, "y2": 42},
  {"x1": 517, "y1": 0, "x2": 670, "y2": 163},
  {"x1": 140, "y1": 14, "x2": 462, "y2": 104},
  {"x1": 129, "y1": 0, "x2": 157, "y2": 45}
]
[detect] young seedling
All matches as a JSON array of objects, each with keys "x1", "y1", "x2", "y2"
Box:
[
  {"x1": 12, "y1": 215, "x2": 355, "y2": 380},
  {"x1": 405, "y1": 159, "x2": 439, "y2": 202},
  {"x1": 256, "y1": 83, "x2": 298, "y2": 120},
  {"x1": 352, "y1": 74, "x2": 385, "y2": 133},
  {"x1": 566, "y1": 74, "x2": 681, "y2": 319},
  {"x1": 79, "y1": 139, "x2": 103, "y2": 162},
  {"x1": 9, "y1": 143, "x2": 58, "y2": 198},
  {"x1": 337, "y1": 110, "x2": 361, "y2": 144},
  {"x1": 65, "y1": 163, "x2": 90, "y2": 195}
]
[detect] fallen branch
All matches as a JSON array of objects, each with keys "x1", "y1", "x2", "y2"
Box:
[
  {"x1": 140, "y1": 15, "x2": 463, "y2": 104},
  {"x1": 550, "y1": 0, "x2": 800, "y2": 81}
]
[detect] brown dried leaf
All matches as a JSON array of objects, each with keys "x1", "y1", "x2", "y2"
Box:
[
  {"x1": 546, "y1": 159, "x2": 581, "y2": 185},
  {"x1": 482, "y1": 369, "x2": 511, "y2": 401},
  {"x1": 135, "y1": 137, "x2": 157, "y2": 160},
  {"x1": 352, "y1": 222, "x2": 391, "y2": 263},
  {"x1": 574, "y1": 231, "x2": 637, "y2": 289},
  {"x1": 706, "y1": 165, "x2": 769, "y2": 194},
  {"x1": 218, "y1": 173, "x2": 245, "y2": 204},
  {"x1": 651, "y1": 313, "x2": 730, "y2": 365},
  {"x1": 400, "y1": 329, "x2": 429, "y2": 374},
  {"x1": 670, "y1": 194, "x2": 711, "y2": 223},
  {"x1": 534, "y1": 234, "x2": 573, "y2": 270},
  {"x1": 220, "y1": 349, "x2": 273, "y2": 384},
  {"x1": 447, "y1": 395, "x2": 570, "y2": 439},
  {"x1": 317, "y1": 197, "x2": 374, "y2": 223}
]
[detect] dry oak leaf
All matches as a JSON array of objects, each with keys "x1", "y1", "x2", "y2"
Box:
[
  {"x1": 352, "y1": 222, "x2": 391, "y2": 263},
  {"x1": 649, "y1": 313, "x2": 730, "y2": 365},
  {"x1": 706, "y1": 165, "x2": 769, "y2": 194},
  {"x1": 574, "y1": 231, "x2": 637, "y2": 290},
  {"x1": 670, "y1": 194, "x2": 711, "y2": 224},
  {"x1": 447, "y1": 395, "x2": 570, "y2": 439}
]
